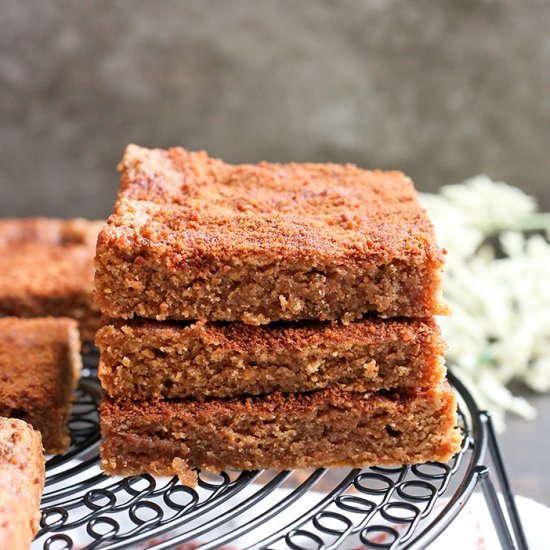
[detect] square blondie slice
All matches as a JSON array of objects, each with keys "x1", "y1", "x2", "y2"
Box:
[
  {"x1": 100, "y1": 383, "x2": 462, "y2": 486},
  {"x1": 97, "y1": 317, "x2": 446, "y2": 400},
  {"x1": 0, "y1": 418, "x2": 45, "y2": 548},
  {"x1": 0, "y1": 218, "x2": 103, "y2": 340},
  {"x1": 0, "y1": 317, "x2": 82, "y2": 454},
  {"x1": 95, "y1": 145, "x2": 447, "y2": 324}
]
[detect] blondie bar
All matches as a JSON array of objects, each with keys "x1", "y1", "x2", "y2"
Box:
[
  {"x1": 0, "y1": 218, "x2": 103, "y2": 340},
  {"x1": 100, "y1": 383, "x2": 461, "y2": 486},
  {"x1": 95, "y1": 145, "x2": 447, "y2": 324},
  {"x1": 0, "y1": 417, "x2": 45, "y2": 550},
  {"x1": 0, "y1": 317, "x2": 82, "y2": 453},
  {"x1": 97, "y1": 317, "x2": 446, "y2": 399}
]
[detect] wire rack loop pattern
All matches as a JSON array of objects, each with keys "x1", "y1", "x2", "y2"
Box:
[{"x1": 33, "y1": 354, "x2": 527, "y2": 550}]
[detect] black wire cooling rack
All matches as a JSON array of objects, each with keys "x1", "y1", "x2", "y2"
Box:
[{"x1": 32, "y1": 351, "x2": 529, "y2": 550}]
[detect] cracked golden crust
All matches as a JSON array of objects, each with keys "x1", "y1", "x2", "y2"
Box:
[
  {"x1": 114, "y1": 145, "x2": 442, "y2": 264},
  {"x1": 95, "y1": 145, "x2": 447, "y2": 322}
]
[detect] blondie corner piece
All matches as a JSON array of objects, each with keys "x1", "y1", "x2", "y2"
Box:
[
  {"x1": 94, "y1": 145, "x2": 448, "y2": 324},
  {"x1": 97, "y1": 317, "x2": 447, "y2": 400},
  {"x1": 0, "y1": 218, "x2": 103, "y2": 340},
  {"x1": 0, "y1": 317, "x2": 82, "y2": 453},
  {"x1": 100, "y1": 383, "x2": 462, "y2": 486},
  {"x1": 0, "y1": 417, "x2": 45, "y2": 550}
]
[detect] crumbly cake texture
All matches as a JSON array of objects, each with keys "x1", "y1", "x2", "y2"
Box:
[
  {"x1": 0, "y1": 317, "x2": 82, "y2": 454},
  {"x1": 0, "y1": 417, "x2": 45, "y2": 549},
  {"x1": 0, "y1": 218, "x2": 103, "y2": 340},
  {"x1": 100, "y1": 383, "x2": 461, "y2": 486},
  {"x1": 97, "y1": 317, "x2": 446, "y2": 400},
  {"x1": 94, "y1": 145, "x2": 447, "y2": 324}
]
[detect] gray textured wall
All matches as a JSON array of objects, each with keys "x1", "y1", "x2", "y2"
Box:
[{"x1": 1, "y1": 0, "x2": 549, "y2": 218}]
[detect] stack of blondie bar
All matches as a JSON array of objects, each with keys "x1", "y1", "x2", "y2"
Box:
[{"x1": 95, "y1": 145, "x2": 461, "y2": 486}]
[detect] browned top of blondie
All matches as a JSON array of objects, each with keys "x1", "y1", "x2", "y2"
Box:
[
  {"x1": 102, "y1": 145, "x2": 444, "y2": 266},
  {"x1": 0, "y1": 317, "x2": 81, "y2": 411},
  {"x1": 0, "y1": 218, "x2": 103, "y2": 299}
]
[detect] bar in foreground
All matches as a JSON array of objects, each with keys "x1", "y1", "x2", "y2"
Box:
[
  {"x1": 0, "y1": 317, "x2": 82, "y2": 453},
  {"x1": 0, "y1": 417, "x2": 45, "y2": 550}
]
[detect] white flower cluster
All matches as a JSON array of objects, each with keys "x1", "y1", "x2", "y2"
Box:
[{"x1": 420, "y1": 176, "x2": 550, "y2": 429}]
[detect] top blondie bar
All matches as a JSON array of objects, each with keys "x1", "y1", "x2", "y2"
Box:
[{"x1": 95, "y1": 145, "x2": 447, "y2": 323}]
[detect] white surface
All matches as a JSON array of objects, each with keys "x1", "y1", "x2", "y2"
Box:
[{"x1": 429, "y1": 494, "x2": 547, "y2": 550}]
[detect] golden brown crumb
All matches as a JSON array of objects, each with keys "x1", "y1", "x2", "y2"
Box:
[{"x1": 171, "y1": 458, "x2": 198, "y2": 487}]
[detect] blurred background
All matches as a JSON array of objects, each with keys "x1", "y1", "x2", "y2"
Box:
[
  {"x1": 1, "y1": 0, "x2": 549, "y2": 506},
  {"x1": 1, "y1": 0, "x2": 549, "y2": 218}
]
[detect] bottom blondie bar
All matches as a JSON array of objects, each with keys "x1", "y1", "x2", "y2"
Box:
[{"x1": 100, "y1": 383, "x2": 461, "y2": 486}]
